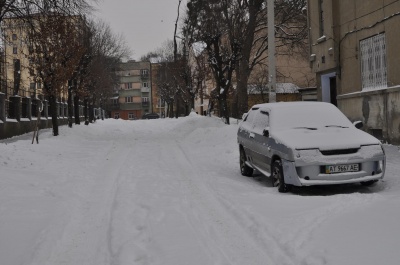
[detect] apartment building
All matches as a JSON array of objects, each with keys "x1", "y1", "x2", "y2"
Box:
[
  {"x1": 112, "y1": 61, "x2": 151, "y2": 120},
  {"x1": 307, "y1": 0, "x2": 400, "y2": 144}
]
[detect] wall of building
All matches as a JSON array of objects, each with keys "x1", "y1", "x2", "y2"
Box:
[
  {"x1": 115, "y1": 61, "x2": 151, "y2": 119},
  {"x1": 308, "y1": 0, "x2": 400, "y2": 144}
]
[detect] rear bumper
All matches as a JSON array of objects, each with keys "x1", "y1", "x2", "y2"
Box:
[{"x1": 282, "y1": 159, "x2": 385, "y2": 186}]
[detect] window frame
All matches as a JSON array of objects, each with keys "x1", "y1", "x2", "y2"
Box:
[{"x1": 360, "y1": 33, "x2": 387, "y2": 90}]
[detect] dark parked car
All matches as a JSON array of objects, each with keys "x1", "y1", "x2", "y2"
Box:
[
  {"x1": 237, "y1": 102, "x2": 386, "y2": 192},
  {"x1": 142, "y1": 113, "x2": 160, "y2": 119}
]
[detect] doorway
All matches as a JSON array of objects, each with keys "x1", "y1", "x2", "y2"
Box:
[{"x1": 321, "y1": 72, "x2": 337, "y2": 106}]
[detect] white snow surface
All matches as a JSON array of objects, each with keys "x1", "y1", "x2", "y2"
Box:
[{"x1": 1, "y1": 114, "x2": 400, "y2": 265}]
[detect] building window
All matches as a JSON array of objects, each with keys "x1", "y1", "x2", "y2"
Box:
[
  {"x1": 158, "y1": 99, "x2": 165, "y2": 108},
  {"x1": 141, "y1": 69, "x2": 148, "y2": 75},
  {"x1": 125, "y1": 96, "x2": 133, "y2": 103},
  {"x1": 125, "y1": 83, "x2": 132, "y2": 89},
  {"x1": 13, "y1": 46, "x2": 17, "y2": 54},
  {"x1": 114, "y1": 113, "x2": 120, "y2": 119},
  {"x1": 12, "y1": 34, "x2": 17, "y2": 40},
  {"x1": 30, "y1": 82, "x2": 36, "y2": 91},
  {"x1": 318, "y1": 0, "x2": 324, "y2": 36},
  {"x1": 360, "y1": 33, "x2": 387, "y2": 90},
  {"x1": 142, "y1": 97, "x2": 149, "y2": 102},
  {"x1": 128, "y1": 113, "x2": 135, "y2": 120},
  {"x1": 142, "y1": 82, "x2": 148, "y2": 88}
]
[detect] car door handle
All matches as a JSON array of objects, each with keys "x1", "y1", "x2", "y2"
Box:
[{"x1": 249, "y1": 133, "x2": 255, "y2": 138}]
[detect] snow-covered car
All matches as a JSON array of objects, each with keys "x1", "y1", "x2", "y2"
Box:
[
  {"x1": 237, "y1": 102, "x2": 386, "y2": 192},
  {"x1": 142, "y1": 113, "x2": 160, "y2": 119}
]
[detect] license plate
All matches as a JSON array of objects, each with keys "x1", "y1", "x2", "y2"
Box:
[{"x1": 326, "y1": 164, "x2": 359, "y2": 174}]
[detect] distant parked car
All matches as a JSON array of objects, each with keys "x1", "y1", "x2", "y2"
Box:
[
  {"x1": 237, "y1": 102, "x2": 386, "y2": 192},
  {"x1": 142, "y1": 113, "x2": 160, "y2": 119}
]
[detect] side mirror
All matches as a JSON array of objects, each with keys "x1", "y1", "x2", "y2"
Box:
[
  {"x1": 353, "y1": 121, "x2": 363, "y2": 129},
  {"x1": 263, "y1": 129, "x2": 270, "y2": 137},
  {"x1": 242, "y1": 112, "x2": 248, "y2": 121}
]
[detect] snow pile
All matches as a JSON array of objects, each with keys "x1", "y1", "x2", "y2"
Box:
[{"x1": 0, "y1": 116, "x2": 400, "y2": 265}]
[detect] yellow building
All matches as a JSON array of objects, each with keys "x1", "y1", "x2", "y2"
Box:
[{"x1": 307, "y1": 0, "x2": 400, "y2": 144}]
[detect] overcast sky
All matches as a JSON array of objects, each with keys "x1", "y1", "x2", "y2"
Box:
[{"x1": 95, "y1": 0, "x2": 187, "y2": 61}]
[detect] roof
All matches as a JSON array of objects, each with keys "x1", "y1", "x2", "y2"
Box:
[
  {"x1": 251, "y1": 101, "x2": 332, "y2": 111},
  {"x1": 118, "y1": 61, "x2": 150, "y2": 71}
]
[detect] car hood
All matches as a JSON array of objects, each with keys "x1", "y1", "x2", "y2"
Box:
[{"x1": 272, "y1": 127, "x2": 381, "y2": 150}]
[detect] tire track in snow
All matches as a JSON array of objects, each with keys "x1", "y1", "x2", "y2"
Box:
[
  {"x1": 171, "y1": 140, "x2": 285, "y2": 265},
  {"x1": 175, "y1": 139, "x2": 382, "y2": 265},
  {"x1": 28, "y1": 139, "x2": 134, "y2": 265},
  {"x1": 209, "y1": 182, "x2": 381, "y2": 265}
]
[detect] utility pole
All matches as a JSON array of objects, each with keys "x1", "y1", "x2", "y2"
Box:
[{"x1": 268, "y1": 0, "x2": 276, "y2": 102}]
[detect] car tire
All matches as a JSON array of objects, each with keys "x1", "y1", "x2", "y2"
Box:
[
  {"x1": 272, "y1": 160, "x2": 290, "y2": 193},
  {"x1": 240, "y1": 148, "x2": 253, "y2": 177}
]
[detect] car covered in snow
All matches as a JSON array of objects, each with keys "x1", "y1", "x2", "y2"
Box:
[
  {"x1": 237, "y1": 102, "x2": 386, "y2": 192},
  {"x1": 142, "y1": 113, "x2": 160, "y2": 119}
]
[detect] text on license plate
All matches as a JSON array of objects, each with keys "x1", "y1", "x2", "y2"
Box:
[{"x1": 326, "y1": 164, "x2": 359, "y2": 174}]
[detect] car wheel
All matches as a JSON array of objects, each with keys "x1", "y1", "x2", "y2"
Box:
[
  {"x1": 240, "y1": 148, "x2": 253, "y2": 177},
  {"x1": 361, "y1": 180, "x2": 378, "y2": 186},
  {"x1": 272, "y1": 160, "x2": 290, "y2": 193}
]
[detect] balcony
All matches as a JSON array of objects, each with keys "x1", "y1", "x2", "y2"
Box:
[
  {"x1": 141, "y1": 73, "x2": 149, "y2": 80},
  {"x1": 141, "y1": 87, "x2": 150, "y2": 93}
]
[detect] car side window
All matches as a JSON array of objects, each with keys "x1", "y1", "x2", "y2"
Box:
[
  {"x1": 253, "y1": 111, "x2": 269, "y2": 134},
  {"x1": 242, "y1": 109, "x2": 258, "y2": 131}
]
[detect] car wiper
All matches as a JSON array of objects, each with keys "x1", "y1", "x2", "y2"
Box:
[
  {"x1": 325, "y1": 125, "x2": 349, "y2": 128},
  {"x1": 293, "y1": 127, "x2": 317, "y2": 130}
]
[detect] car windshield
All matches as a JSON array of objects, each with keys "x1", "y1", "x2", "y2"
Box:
[{"x1": 270, "y1": 104, "x2": 353, "y2": 131}]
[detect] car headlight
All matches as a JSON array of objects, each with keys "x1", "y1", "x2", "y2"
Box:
[{"x1": 376, "y1": 160, "x2": 384, "y2": 173}]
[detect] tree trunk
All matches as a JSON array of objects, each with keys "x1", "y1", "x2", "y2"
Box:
[
  {"x1": 49, "y1": 95, "x2": 59, "y2": 136},
  {"x1": 231, "y1": 90, "x2": 239, "y2": 119},
  {"x1": 219, "y1": 92, "x2": 230, "y2": 125},
  {"x1": 74, "y1": 95, "x2": 80, "y2": 125},
  {"x1": 68, "y1": 87, "x2": 73, "y2": 128},
  {"x1": 84, "y1": 97, "x2": 89, "y2": 125},
  {"x1": 89, "y1": 102, "x2": 94, "y2": 123},
  {"x1": 236, "y1": 69, "x2": 250, "y2": 117},
  {"x1": 175, "y1": 95, "x2": 180, "y2": 118},
  {"x1": 236, "y1": 1, "x2": 261, "y2": 118}
]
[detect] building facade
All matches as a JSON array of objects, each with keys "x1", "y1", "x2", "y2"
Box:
[
  {"x1": 307, "y1": 0, "x2": 400, "y2": 144},
  {"x1": 112, "y1": 61, "x2": 152, "y2": 120}
]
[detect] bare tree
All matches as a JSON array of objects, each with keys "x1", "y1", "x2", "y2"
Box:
[
  {"x1": 75, "y1": 19, "x2": 130, "y2": 124},
  {"x1": 234, "y1": 0, "x2": 308, "y2": 117},
  {"x1": 27, "y1": 13, "x2": 87, "y2": 135},
  {"x1": 184, "y1": 0, "x2": 309, "y2": 120},
  {"x1": 140, "y1": 40, "x2": 175, "y2": 63},
  {"x1": 184, "y1": 0, "x2": 241, "y2": 124}
]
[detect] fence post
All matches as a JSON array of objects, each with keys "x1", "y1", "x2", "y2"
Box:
[
  {"x1": 43, "y1": 100, "x2": 49, "y2": 119},
  {"x1": 22, "y1": 97, "x2": 32, "y2": 120},
  {"x1": 9, "y1": 96, "x2": 21, "y2": 121},
  {"x1": 0, "y1": 93, "x2": 5, "y2": 122}
]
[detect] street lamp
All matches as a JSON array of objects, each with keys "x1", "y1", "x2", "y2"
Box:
[{"x1": 268, "y1": 0, "x2": 276, "y2": 103}]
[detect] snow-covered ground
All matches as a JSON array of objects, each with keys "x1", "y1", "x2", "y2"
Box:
[{"x1": 1, "y1": 113, "x2": 400, "y2": 265}]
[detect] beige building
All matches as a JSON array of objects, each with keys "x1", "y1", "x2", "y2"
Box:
[
  {"x1": 112, "y1": 61, "x2": 152, "y2": 120},
  {"x1": 1, "y1": 18, "x2": 40, "y2": 99},
  {"x1": 307, "y1": 0, "x2": 400, "y2": 144},
  {"x1": 188, "y1": 36, "x2": 315, "y2": 116}
]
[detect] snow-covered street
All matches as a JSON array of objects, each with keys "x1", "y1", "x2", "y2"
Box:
[{"x1": 1, "y1": 114, "x2": 400, "y2": 265}]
